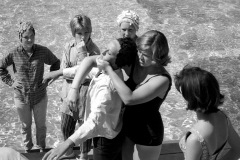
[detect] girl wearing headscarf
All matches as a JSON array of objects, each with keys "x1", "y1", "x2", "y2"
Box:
[{"x1": 117, "y1": 10, "x2": 140, "y2": 42}]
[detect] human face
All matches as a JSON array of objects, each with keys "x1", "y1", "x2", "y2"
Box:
[
  {"x1": 119, "y1": 22, "x2": 137, "y2": 40},
  {"x1": 101, "y1": 40, "x2": 120, "y2": 68},
  {"x1": 75, "y1": 28, "x2": 91, "y2": 44},
  {"x1": 21, "y1": 29, "x2": 35, "y2": 50},
  {"x1": 138, "y1": 46, "x2": 153, "y2": 67}
]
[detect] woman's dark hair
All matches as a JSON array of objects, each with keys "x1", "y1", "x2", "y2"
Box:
[
  {"x1": 174, "y1": 66, "x2": 224, "y2": 114},
  {"x1": 115, "y1": 37, "x2": 138, "y2": 68},
  {"x1": 136, "y1": 30, "x2": 171, "y2": 66}
]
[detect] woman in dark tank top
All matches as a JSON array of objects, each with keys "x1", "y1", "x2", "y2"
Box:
[
  {"x1": 98, "y1": 30, "x2": 172, "y2": 160},
  {"x1": 124, "y1": 72, "x2": 171, "y2": 146}
]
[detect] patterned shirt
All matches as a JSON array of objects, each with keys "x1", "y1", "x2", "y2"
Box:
[
  {"x1": 69, "y1": 69, "x2": 124, "y2": 145},
  {"x1": 0, "y1": 44, "x2": 60, "y2": 105},
  {"x1": 179, "y1": 116, "x2": 229, "y2": 160},
  {"x1": 60, "y1": 39, "x2": 100, "y2": 117},
  {"x1": 60, "y1": 39, "x2": 100, "y2": 99}
]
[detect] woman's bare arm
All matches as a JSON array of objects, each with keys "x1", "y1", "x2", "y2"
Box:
[
  {"x1": 67, "y1": 55, "x2": 99, "y2": 111},
  {"x1": 104, "y1": 65, "x2": 170, "y2": 105},
  {"x1": 185, "y1": 134, "x2": 202, "y2": 160}
]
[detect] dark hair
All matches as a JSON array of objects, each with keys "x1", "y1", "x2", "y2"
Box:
[
  {"x1": 136, "y1": 30, "x2": 171, "y2": 66},
  {"x1": 70, "y1": 14, "x2": 92, "y2": 37},
  {"x1": 174, "y1": 66, "x2": 224, "y2": 114},
  {"x1": 115, "y1": 37, "x2": 138, "y2": 68}
]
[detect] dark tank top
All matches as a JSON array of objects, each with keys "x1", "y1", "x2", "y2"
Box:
[{"x1": 123, "y1": 64, "x2": 172, "y2": 146}]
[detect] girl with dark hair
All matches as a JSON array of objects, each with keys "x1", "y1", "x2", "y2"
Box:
[{"x1": 175, "y1": 66, "x2": 240, "y2": 160}]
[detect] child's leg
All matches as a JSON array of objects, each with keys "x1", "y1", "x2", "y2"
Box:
[
  {"x1": 78, "y1": 83, "x2": 91, "y2": 159},
  {"x1": 61, "y1": 113, "x2": 77, "y2": 139},
  {"x1": 14, "y1": 98, "x2": 33, "y2": 151},
  {"x1": 61, "y1": 113, "x2": 77, "y2": 155},
  {"x1": 77, "y1": 120, "x2": 92, "y2": 159},
  {"x1": 33, "y1": 95, "x2": 48, "y2": 150},
  {"x1": 79, "y1": 139, "x2": 92, "y2": 159}
]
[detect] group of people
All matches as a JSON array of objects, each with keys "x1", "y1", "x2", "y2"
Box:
[{"x1": 0, "y1": 9, "x2": 240, "y2": 160}]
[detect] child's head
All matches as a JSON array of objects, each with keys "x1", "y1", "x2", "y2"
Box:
[
  {"x1": 117, "y1": 10, "x2": 139, "y2": 40},
  {"x1": 70, "y1": 14, "x2": 92, "y2": 43},
  {"x1": 136, "y1": 30, "x2": 170, "y2": 67},
  {"x1": 174, "y1": 66, "x2": 224, "y2": 114},
  {"x1": 101, "y1": 37, "x2": 137, "y2": 69},
  {"x1": 18, "y1": 21, "x2": 35, "y2": 41},
  {"x1": 17, "y1": 21, "x2": 35, "y2": 49}
]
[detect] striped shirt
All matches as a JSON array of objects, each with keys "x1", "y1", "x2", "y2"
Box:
[{"x1": 0, "y1": 44, "x2": 60, "y2": 105}]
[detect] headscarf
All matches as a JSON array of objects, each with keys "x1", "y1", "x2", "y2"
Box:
[
  {"x1": 117, "y1": 10, "x2": 140, "y2": 31},
  {"x1": 17, "y1": 21, "x2": 35, "y2": 40}
]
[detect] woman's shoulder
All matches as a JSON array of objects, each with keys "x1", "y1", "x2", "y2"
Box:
[
  {"x1": 152, "y1": 66, "x2": 172, "y2": 82},
  {"x1": 193, "y1": 120, "x2": 216, "y2": 140},
  {"x1": 180, "y1": 128, "x2": 205, "y2": 149},
  {"x1": 149, "y1": 72, "x2": 171, "y2": 88},
  {"x1": 152, "y1": 74, "x2": 171, "y2": 87},
  {"x1": 138, "y1": 73, "x2": 169, "y2": 87},
  {"x1": 146, "y1": 66, "x2": 171, "y2": 79},
  {"x1": 184, "y1": 130, "x2": 204, "y2": 156},
  {"x1": 187, "y1": 130, "x2": 203, "y2": 144},
  {"x1": 138, "y1": 66, "x2": 171, "y2": 87},
  {"x1": 193, "y1": 113, "x2": 229, "y2": 146}
]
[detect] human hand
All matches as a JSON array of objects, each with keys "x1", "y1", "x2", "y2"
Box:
[
  {"x1": 42, "y1": 139, "x2": 73, "y2": 160},
  {"x1": 96, "y1": 55, "x2": 110, "y2": 71},
  {"x1": 42, "y1": 70, "x2": 62, "y2": 85},
  {"x1": 12, "y1": 80, "x2": 23, "y2": 89},
  {"x1": 76, "y1": 40, "x2": 87, "y2": 54},
  {"x1": 66, "y1": 88, "x2": 79, "y2": 112},
  {"x1": 76, "y1": 40, "x2": 88, "y2": 62}
]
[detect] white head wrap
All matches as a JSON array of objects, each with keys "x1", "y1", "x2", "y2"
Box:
[{"x1": 117, "y1": 10, "x2": 140, "y2": 31}]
